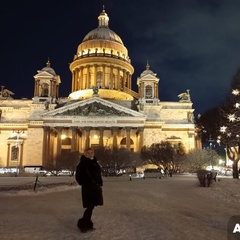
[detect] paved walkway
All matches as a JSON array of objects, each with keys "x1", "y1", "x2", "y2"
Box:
[
  {"x1": 0, "y1": 175, "x2": 236, "y2": 240},
  {"x1": 0, "y1": 176, "x2": 76, "y2": 191}
]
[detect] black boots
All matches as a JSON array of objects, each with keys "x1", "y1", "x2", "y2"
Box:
[{"x1": 77, "y1": 218, "x2": 95, "y2": 233}]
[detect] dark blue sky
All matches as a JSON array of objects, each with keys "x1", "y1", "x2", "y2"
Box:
[{"x1": 1, "y1": 0, "x2": 240, "y2": 115}]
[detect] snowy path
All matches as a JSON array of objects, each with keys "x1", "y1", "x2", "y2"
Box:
[{"x1": 0, "y1": 175, "x2": 238, "y2": 240}]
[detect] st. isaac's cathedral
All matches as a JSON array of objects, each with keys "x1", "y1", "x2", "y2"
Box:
[{"x1": 0, "y1": 9, "x2": 200, "y2": 169}]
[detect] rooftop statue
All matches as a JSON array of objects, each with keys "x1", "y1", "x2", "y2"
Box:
[
  {"x1": 44, "y1": 100, "x2": 50, "y2": 110},
  {"x1": 0, "y1": 86, "x2": 14, "y2": 99},
  {"x1": 135, "y1": 98, "x2": 144, "y2": 111},
  {"x1": 178, "y1": 89, "x2": 191, "y2": 102},
  {"x1": 92, "y1": 86, "x2": 99, "y2": 97}
]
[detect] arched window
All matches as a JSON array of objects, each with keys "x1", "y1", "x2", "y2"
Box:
[
  {"x1": 11, "y1": 146, "x2": 18, "y2": 161},
  {"x1": 62, "y1": 137, "x2": 71, "y2": 145},
  {"x1": 112, "y1": 73, "x2": 116, "y2": 89},
  {"x1": 89, "y1": 72, "x2": 92, "y2": 88},
  {"x1": 120, "y1": 137, "x2": 134, "y2": 151},
  {"x1": 41, "y1": 83, "x2": 49, "y2": 97},
  {"x1": 120, "y1": 76, "x2": 123, "y2": 90},
  {"x1": 61, "y1": 137, "x2": 71, "y2": 155},
  {"x1": 120, "y1": 137, "x2": 134, "y2": 145},
  {"x1": 97, "y1": 71, "x2": 102, "y2": 88},
  {"x1": 145, "y1": 85, "x2": 153, "y2": 99}
]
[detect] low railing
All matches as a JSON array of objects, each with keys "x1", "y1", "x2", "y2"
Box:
[{"x1": 75, "y1": 52, "x2": 131, "y2": 63}]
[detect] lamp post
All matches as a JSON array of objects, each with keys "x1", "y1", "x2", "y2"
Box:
[{"x1": 207, "y1": 134, "x2": 215, "y2": 150}]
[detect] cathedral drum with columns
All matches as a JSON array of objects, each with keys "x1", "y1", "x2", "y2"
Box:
[{"x1": 0, "y1": 9, "x2": 200, "y2": 170}]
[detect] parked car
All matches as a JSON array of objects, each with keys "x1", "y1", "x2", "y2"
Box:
[
  {"x1": 38, "y1": 170, "x2": 48, "y2": 176},
  {"x1": 218, "y1": 168, "x2": 233, "y2": 176},
  {"x1": 225, "y1": 169, "x2": 233, "y2": 176},
  {"x1": 102, "y1": 167, "x2": 123, "y2": 177},
  {"x1": 58, "y1": 170, "x2": 72, "y2": 176},
  {"x1": 143, "y1": 168, "x2": 163, "y2": 179},
  {"x1": 129, "y1": 172, "x2": 144, "y2": 180}
]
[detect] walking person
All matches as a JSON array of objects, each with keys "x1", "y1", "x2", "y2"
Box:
[{"x1": 75, "y1": 148, "x2": 103, "y2": 232}]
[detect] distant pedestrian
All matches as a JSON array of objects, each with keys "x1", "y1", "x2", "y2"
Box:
[
  {"x1": 75, "y1": 148, "x2": 103, "y2": 233},
  {"x1": 164, "y1": 167, "x2": 169, "y2": 177}
]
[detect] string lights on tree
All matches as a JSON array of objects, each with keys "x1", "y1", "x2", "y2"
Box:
[{"x1": 218, "y1": 71, "x2": 240, "y2": 179}]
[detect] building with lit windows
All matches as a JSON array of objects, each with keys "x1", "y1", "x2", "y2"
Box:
[{"x1": 0, "y1": 9, "x2": 199, "y2": 169}]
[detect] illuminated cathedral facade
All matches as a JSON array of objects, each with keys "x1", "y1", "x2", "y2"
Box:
[{"x1": 0, "y1": 9, "x2": 200, "y2": 169}]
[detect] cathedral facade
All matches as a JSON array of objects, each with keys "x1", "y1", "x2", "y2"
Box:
[{"x1": 0, "y1": 9, "x2": 199, "y2": 169}]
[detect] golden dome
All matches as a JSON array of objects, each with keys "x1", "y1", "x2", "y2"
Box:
[
  {"x1": 82, "y1": 9, "x2": 123, "y2": 45},
  {"x1": 83, "y1": 27, "x2": 123, "y2": 45},
  {"x1": 69, "y1": 8, "x2": 136, "y2": 101},
  {"x1": 75, "y1": 9, "x2": 129, "y2": 61}
]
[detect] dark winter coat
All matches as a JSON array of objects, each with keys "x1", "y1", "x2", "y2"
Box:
[{"x1": 75, "y1": 155, "x2": 103, "y2": 208}]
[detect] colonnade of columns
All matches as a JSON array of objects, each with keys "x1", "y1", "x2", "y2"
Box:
[
  {"x1": 34, "y1": 79, "x2": 58, "y2": 98},
  {"x1": 138, "y1": 82, "x2": 159, "y2": 99},
  {"x1": 42, "y1": 126, "x2": 144, "y2": 166},
  {"x1": 71, "y1": 65, "x2": 132, "y2": 92}
]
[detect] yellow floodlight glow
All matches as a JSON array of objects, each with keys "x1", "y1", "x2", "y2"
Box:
[
  {"x1": 61, "y1": 134, "x2": 66, "y2": 140},
  {"x1": 93, "y1": 135, "x2": 99, "y2": 139}
]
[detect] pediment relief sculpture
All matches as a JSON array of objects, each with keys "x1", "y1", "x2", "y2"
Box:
[{"x1": 56, "y1": 102, "x2": 133, "y2": 116}]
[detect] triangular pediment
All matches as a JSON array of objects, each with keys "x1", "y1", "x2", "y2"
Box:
[
  {"x1": 34, "y1": 71, "x2": 55, "y2": 78},
  {"x1": 141, "y1": 74, "x2": 159, "y2": 81},
  {"x1": 42, "y1": 97, "x2": 145, "y2": 118}
]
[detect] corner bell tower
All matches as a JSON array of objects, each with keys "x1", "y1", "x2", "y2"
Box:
[
  {"x1": 33, "y1": 60, "x2": 61, "y2": 104},
  {"x1": 137, "y1": 62, "x2": 160, "y2": 105}
]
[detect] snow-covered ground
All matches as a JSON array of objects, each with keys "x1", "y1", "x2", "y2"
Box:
[{"x1": 0, "y1": 174, "x2": 239, "y2": 240}]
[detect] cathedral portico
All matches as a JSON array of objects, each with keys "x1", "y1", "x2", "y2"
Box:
[
  {"x1": 39, "y1": 96, "x2": 146, "y2": 164},
  {"x1": 40, "y1": 124, "x2": 144, "y2": 165}
]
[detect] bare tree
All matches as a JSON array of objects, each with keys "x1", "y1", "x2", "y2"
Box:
[
  {"x1": 180, "y1": 149, "x2": 220, "y2": 173},
  {"x1": 95, "y1": 147, "x2": 142, "y2": 173},
  {"x1": 59, "y1": 151, "x2": 80, "y2": 175},
  {"x1": 94, "y1": 147, "x2": 112, "y2": 167},
  {"x1": 43, "y1": 151, "x2": 80, "y2": 176},
  {"x1": 141, "y1": 141, "x2": 181, "y2": 169},
  {"x1": 218, "y1": 68, "x2": 240, "y2": 178}
]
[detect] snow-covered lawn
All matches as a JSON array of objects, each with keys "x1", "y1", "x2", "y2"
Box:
[{"x1": 0, "y1": 174, "x2": 239, "y2": 240}]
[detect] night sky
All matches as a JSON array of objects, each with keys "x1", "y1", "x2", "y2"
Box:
[{"x1": 1, "y1": 0, "x2": 240, "y2": 115}]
